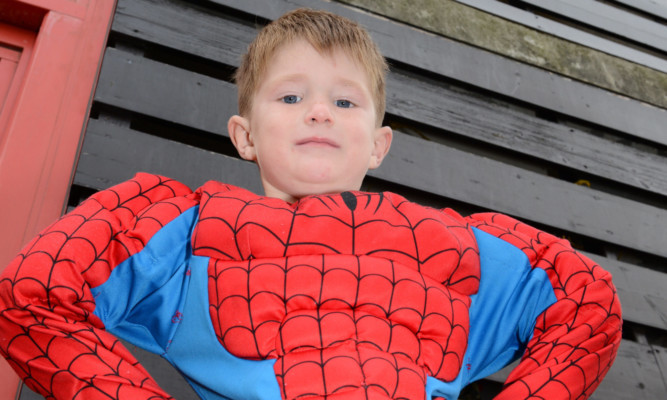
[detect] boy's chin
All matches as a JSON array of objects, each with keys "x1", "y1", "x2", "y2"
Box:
[
  {"x1": 265, "y1": 181, "x2": 364, "y2": 203},
  {"x1": 292, "y1": 184, "x2": 360, "y2": 198}
]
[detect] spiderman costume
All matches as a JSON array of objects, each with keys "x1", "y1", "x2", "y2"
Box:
[{"x1": 0, "y1": 173, "x2": 621, "y2": 399}]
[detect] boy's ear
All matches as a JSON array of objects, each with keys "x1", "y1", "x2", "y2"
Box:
[
  {"x1": 228, "y1": 115, "x2": 256, "y2": 161},
  {"x1": 369, "y1": 126, "x2": 393, "y2": 170}
]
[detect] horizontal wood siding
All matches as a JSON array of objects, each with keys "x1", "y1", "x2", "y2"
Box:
[
  {"x1": 613, "y1": 0, "x2": 667, "y2": 20},
  {"x1": 454, "y1": 0, "x2": 667, "y2": 73},
  {"x1": 25, "y1": 0, "x2": 663, "y2": 399},
  {"x1": 518, "y1": 0, "x2": 667, "y2": 53}
]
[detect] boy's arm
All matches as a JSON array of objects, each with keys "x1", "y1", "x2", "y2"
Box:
[
  {"x1": 467, "y1": 212, "x2": 622, "y2": 400},
  {"x1": 0, "y1": 173, "x2": 198, "y2": 399}
]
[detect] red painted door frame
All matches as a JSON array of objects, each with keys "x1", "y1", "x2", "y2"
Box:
[{"x1": 0, "y1": 0, "x2": 116, "y2": 398}]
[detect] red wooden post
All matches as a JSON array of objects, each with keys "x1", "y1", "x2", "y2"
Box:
[{"x1": 0, "y1": 0, "x2": 116, "y2": 398}]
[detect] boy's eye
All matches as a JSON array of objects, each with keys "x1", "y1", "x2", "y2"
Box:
[
  {"x1": 335, "y1": 99, "x2": 354, "y2": 108},
  {"x1": 281, "y1": 95, "x2": 302, "y2": 104}
]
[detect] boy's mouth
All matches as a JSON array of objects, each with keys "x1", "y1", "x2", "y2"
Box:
[{"x1": 296, "y1": 137, "x2": 340, "y2": 148}]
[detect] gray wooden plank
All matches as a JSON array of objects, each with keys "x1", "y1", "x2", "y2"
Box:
[
  {"x1": 76, "y1": 117, "x2": 262, "y2": 193},
  {"x1": 103, "y1": 19, "x2": 667, "y2": 199},
  {"x1": 591, "y1": 340, "x2": 667, "y2": 399},
  {"x1": 112, "y1": 0, "x2": 253, "y2": 68},
  {"x1": 488, "y1": 340, "x2": 667, "y2": 399},
  {"x1": 651, "y1": 342, "x2": 667, "y2": 398},
  {"x1": 94, "y1": 47, "x2": 234, "y2": 137},
  {"x1": 121, "y1": 340, "x2": 199, "y2": 399},
  {"x1": 112, "y1": 0, "x2": 667, "y2": 147},
  {"x1": 454, "y1": 0, "x2": 667, "y2": 73},
  {"x1": 211, "y1": 0, "x2": 667, "y2": 147},
  {"x1": 586, "y1": 252, "x2": 667, "y2": 330},
  {"x1": 93, "y1": 47, "x2": 667, "y2": 258},
  {"x1": 518, "y1": 0, "x2": 667, "y2": 53},
  {"x1": 614, "y1": 0, "x2": 667, "y2": 20}
]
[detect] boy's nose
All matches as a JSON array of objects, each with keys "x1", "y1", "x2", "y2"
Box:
[{"x1": 306, "y1": 101, "x2": 333, "y2": 124}]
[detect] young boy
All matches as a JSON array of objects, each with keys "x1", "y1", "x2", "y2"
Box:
[{"x1": 0, "y1": 8, "x2": 621, "y2": 400}]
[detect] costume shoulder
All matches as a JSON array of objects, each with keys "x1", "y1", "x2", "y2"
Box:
[
  {"x1": 466, "y1": 212, "x2": 622, "y2": 399},
  {"x1": 0, "y1": 173, "x2": 199, "y2": 399}
]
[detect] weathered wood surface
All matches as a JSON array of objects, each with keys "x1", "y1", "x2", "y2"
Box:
[
  {"x1": 341, "y1": 0, "x2": 667, "y2": 111},
  {"x1": 94, "y1": 47, "x2": 667, "y2": 259},
  {"x1": 614, "y1": 0, "x2": 667, "y2": 20},
  {"x1": 453, "y1": 0, "x2": 667, "y2": 73},
  {"x1": 113, "y1": 0, "x2": 667, "y2": 147},
  {"x1": 591, "y1": 339, "x2": 667, "y2": 400},
  {"x1": 93, "y1": 47, "x2": 233, "y2": 136},
  {"x1": 518, "y1": 0, "x2": 667, "y2": 53},
  {"x1": 592, "y1": 254, "x2": 667, "y2": 331},
  {"x1": 78, "y1": 115, "x2": 667, "y2": 333},
  {"x1": 111, "y1": 0, "x2": 251, "y2": 67},
  {"x1": 77, "y1": 117, "x2": 262, "y2": 193}
]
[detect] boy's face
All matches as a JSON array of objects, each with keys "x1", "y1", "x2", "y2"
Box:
[{"x1": 229, "y1": 40, "x2": 392, "y2": 202}]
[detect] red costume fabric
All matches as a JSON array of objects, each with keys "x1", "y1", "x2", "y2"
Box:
[{"x1": 0, "y1": 173, "x2": 622, "y2": 399}]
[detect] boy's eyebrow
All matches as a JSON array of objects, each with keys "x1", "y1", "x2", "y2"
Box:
[
  {"x1": 267, "y1": 73, "x2": 369, "y2": 95},
  {"x1": 336, "y1": 78, "x2": 367, "y2": 93},
  {"x1": 271, "y1": 73, "x2": 306, "y2": 84},
  {"x1": 263, "y1": 73, "x2": 307, "y2": 88}
]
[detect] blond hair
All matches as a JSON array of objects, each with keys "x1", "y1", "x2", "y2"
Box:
[{"x1": 234, "y1": 8, "x2": 388, "y2": 126}]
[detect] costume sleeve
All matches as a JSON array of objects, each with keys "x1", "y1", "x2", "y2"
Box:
[
  {"x1": 0, "y1": 173, "x2": 199, "y2": 400},
  {"x1": 466, "y1": 212, "x2": 622, "y2": 400}
]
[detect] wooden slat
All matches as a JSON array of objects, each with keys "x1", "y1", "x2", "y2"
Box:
[
  {"x1": 112, "y1": 0, "x2": 667, "y2": 147},
  {"x1": 652, "y1": 343, "x2": 667, "y2": 393},
  {"x1": 94, "y1": 47, "x2": 233, "y2": 136},
  {"x1": 109, "y1": 6, "x2": 667, "y2": 198},
  {"x1": 614, "y1": 0, "x2": 667, "y2": 20},
  {"x1": 576, "y1": 340, "x2": 667, "y2": 399},
  {"x1": 121, "y1": 341, "x2": 198, "y2": 398},
  {"x1": 76, "y1": 117, "x2": 262, "y2": 193},
  {"x1": 93, "y1": 46, "x2": 667, "y2": 259},
  {"x1": 454, "y1": 0, "x2": 667, "y2": 74},
  {"x1": 111, "y1": 0, "x2": 252, "y2": 68},
  {"x1": 211, "y1": 0, "x2": 667, "y2": 147},
  {"x1": 518, "y1": 0, "x2": 667, "y2": 53},
  {"x1": 586, "y1": 253, "x2": 667, "y2": 331},
  {"x1": 488, "y1": 340, "x2": 667, "y2": 400}
]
